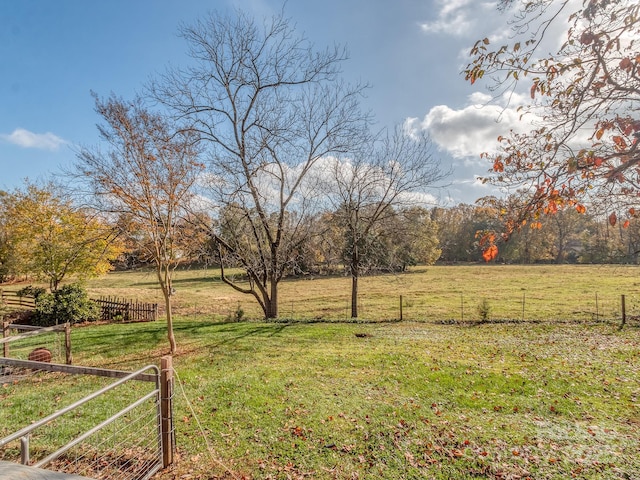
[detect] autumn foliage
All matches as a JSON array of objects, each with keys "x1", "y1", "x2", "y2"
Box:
[
  {"x1": 476, "y1": 232, "x2": 498, "y2": 262},
  {"x1": 466, "y1": 0, "x2": 640, "y2": 258}
]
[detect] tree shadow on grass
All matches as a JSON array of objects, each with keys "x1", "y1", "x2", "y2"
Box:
[{"x1": 72, "y1": 320, "x2": 292, "y2": 368}]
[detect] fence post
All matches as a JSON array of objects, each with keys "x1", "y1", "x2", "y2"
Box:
[
  {"x1": 2, "y1": 320, "x2": 9, "y2": 358},
  {"x1": 399, "y1": 295, "x2": 403, "y2": 321},
  {"x1": 160, "y1": 355, "x2": 174, "y2": 468},
  {"x1": 620, "y1": 294, "x2": 626, "y2": 330},
  {"x1": 64, "y1": 322, "x2": 72, "y2": 365},
  {"x1": 20, "y1": 435, "x2": 30, "y2": 465}
]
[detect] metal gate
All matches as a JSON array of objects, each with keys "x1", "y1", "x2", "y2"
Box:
[{"x1": 0, "y1": 355, "x2": 174, "y2": 480}]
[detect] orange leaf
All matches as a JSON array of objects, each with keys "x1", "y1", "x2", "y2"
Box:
[
  {"x1": 452, "y1": 448, "x2": 465, "y2": 458},
  {"x1": 482, "y1": 245, "x2": 498, "y2": 262},
  {"x1": 609, "y1": 212, "x2": 617, "y2": 227},
  {"x1": 623, "y1": 220, "x2": 630, "y2": 229},
  {"x1": 576, "y1": 204, "x2": 586, "y2": 214}
]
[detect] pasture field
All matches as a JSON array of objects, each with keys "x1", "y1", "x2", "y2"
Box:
[
  {"x1": 1, "y1": 265, "x2": 639, "y2": 478},
  {"x1": 84, "y1": 263, "x2": 640, "y2": 323}
]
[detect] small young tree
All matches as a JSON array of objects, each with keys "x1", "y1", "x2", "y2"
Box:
[
  {"x1": 77, "y1": 95, "x2": 204, "y2": 354},
  {"x1": 326, "y1": 127, "x2": 446, "y2": 318}
]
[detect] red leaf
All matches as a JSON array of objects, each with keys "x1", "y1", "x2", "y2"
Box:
[
  {"x1": 580, "y1": 31, "x2": 595, "y2": 45},
  {"x1": 620, "y1": 57, "x2": 632, "y2": 71},
  {"x1": 613, "y1": 136, "x2": 627, "y2": 149},
  {"x1": 609, "y1": 212, "x2": 617, "y2": 227}
]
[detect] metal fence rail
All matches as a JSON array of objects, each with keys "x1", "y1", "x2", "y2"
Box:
[{"x1": 0, "y1": 359, "x2": 174, "y2": 480}]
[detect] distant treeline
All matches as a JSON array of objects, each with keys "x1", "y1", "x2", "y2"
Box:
[{"x1": 115, "y1": 202, "x2": 640, "y2": 274}]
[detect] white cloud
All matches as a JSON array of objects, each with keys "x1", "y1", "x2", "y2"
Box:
[
  {"x1": 420, "y1": 0, "x2": 495, "y2": 36},
  {"x1": 404, "y1": 91, "x2": 538, "y2": 160},
  {"x1": 405, "y1": 105, "x2": 502, "y2": 159},
  {"x1": 1, "y1": 128, "x2": 67, "y2": 151}
]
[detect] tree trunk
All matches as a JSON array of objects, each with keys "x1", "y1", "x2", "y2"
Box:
[
  {"x1": 351, "y1": 274, "x2": 359, "y2": 318},
  {"x1": 266, "y1": 278, "x2": 278, "y2": 320},
  {"x1": 351, "y1": 244, "x2": 359, "y2": 318},
  {"x1": 265, "y1": 246, "x2": 279, "y2": 320},
  {"x1": 164, "y1": 291, "x2": 177, "y2": 355},
  {"x1": 157, "y1": 266, "x2": 177, "y2": 355}
]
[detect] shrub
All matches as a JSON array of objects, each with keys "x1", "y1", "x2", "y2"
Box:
[
  {"x1": 477, "y1": 298, "x2": 491, "y2": 323},
  {"x1": 226, "y1": 304, "x2": 245, "y2": 323},
  {"x1": 33, "y1": 283, "x2": 100, "y2": 326},
  {"x1": 16, "y1": 285, "x2": 47, "y2": 299}
]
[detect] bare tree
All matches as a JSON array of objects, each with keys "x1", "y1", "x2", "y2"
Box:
[
  {"x1": 150, "y1": 9, "x2": 369, "y2": 319},
  {"x1": 76, "y1": 94, "x2": 204, "y2": 354},
  {"x1": 325, "y1": 127, "x2": 447, "y2": 318}
]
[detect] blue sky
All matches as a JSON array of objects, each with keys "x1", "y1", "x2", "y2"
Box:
[{"x1": 0, "y1": 0, "x2": 528, "y2": 204}]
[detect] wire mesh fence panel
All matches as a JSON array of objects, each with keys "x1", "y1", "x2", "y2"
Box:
[
  {"x1": 44, "y1": 394, "x2": 162, "y2": 480},
  {"x1": 0, "y1": 363, "x2": 167, "y2": 480},
  {"x1": 1, "y1": 328, "x2": 66, "y2": 363}
]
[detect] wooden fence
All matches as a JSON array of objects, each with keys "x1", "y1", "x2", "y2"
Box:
[
  {"x1": 93, "y1": 296, "x2": 158, "y2": 323},
  {"x1": 0, "y1": 289, "x2": 36, "y2": 309},
  {"x1": 2, "y1": 290, "x2": 158, "y2": 324}
]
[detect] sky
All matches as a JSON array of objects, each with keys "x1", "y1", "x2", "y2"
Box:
[{"x1": 0, "y1": 0, "x2": 536, "y2": 205}]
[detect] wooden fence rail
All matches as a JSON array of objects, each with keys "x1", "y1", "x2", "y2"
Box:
[
  {"x1": 0, "y1": 289, "x2": 36, "y2": 309},
  {"x1": 93, "y1": 296, "x2": 158, "y2": 323},
  {"x1": 1, "y1": 290, "x2": 158, "y2": 324}
]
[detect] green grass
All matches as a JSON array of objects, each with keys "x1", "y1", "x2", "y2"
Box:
[
  {"x1": 4, "y1": 319, "x2": 638, "y2": 479},
  {"x1": 2, "y1": 265, "x2": 640, "y2": 478},
  {"x1": 79, "y1": 264, "x2": 640, "y2": 322}
]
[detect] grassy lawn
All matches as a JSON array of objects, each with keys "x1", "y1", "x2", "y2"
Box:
[{"x1": 2, "y1": 265, "x2": 640, "y2": 478}]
